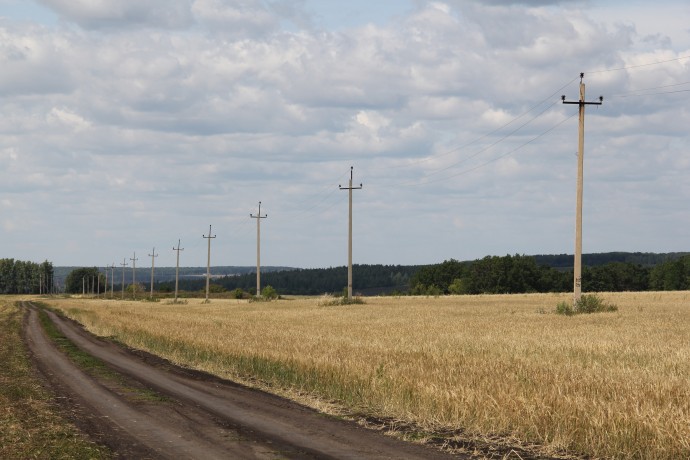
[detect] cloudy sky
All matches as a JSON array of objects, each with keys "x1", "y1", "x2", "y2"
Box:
[{"x1": 1, "y1": 0, "x2": 689, "y2": 269}]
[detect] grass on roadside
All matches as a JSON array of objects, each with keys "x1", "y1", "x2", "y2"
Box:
[{"x1": 0, "y1": 299, "x2": 110, "y2": 459}]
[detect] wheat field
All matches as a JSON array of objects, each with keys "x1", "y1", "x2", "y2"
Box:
[{"x1": 44, "y1": 292, "x2": 690, "y2": 459}]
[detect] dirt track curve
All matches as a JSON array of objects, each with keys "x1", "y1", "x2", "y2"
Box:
[{"x1": 23, "y1": 302, "x2": 460, "y2": 459}]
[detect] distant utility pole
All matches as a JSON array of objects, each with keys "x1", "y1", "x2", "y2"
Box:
[
  {"x1": 562, "y1": 73, "x2": 603, "y2": 305},
  {"x1": 172, "y1": 240, "x2": 184, "y2": 304},
  {"x1": 250, "y1": 202, "x2": 268, "y2": 297},
  {"x1": 97, "y1": 271, "x2": 101, "y2": 298},
  {"x1": 130, "y1": 252, "x2": 138, "y2": 300},
  {"x1": 203, "y1": 225, "x2": 216, "y2": 303},
  {"x1": 120, "y1": 259, "x2": 127, "y2": 300},
  {"x1": 339, "y1": 166, "x2": 363, "y2": 300},
  {"x1": 110, "y1": 263, "x2": 115, "y2": 299},
  {"x1": 148, "y1": 247, "x2": 158, "y2": 299},
  {"x1": 82, "y1": 277, "x2": 85, "y2": 296}
]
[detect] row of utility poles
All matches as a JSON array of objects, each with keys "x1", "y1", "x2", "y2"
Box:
[
  {"x1": 88, "y1": 69, "x2": 591, "y2": 305},
  {"x1": 93, "y1": 168, "x2": 365, "y2": 302}
]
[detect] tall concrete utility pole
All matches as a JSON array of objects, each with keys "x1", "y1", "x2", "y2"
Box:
[
  {"x1": 339, "y1": 166, "x2": 363, "y2": 300},
  {"x1": 172, "y1": 240, "x2": 184, "y2": 304},
  {"x1": 250, "y1": 202, "x2": 268, "y2": 297},
  {"x1": 203, "y1": 225, "x2": 216, "y2": 303},
  {"x1": 130, "y1": 252, "x2": 138, "y2": 300},
  {"x1": 120, "y1": 259, "x2": 127, "y2": 300},
  {"x1": 562, "y1": 73, "x2": 603, "y2": 305},
  {"x1": 148, "y1": 247, "x2": 158, "y2": 299}
]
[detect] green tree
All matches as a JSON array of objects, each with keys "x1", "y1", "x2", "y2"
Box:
[
  {"x1": 448, "y1": 278, "x2": 469, "y2": 294},
  {"x1": 65, "y1": 267, "x2": 106, "y2": 294},
  {"x1": 649, "y1": 256, "x2": 690, "y2": 291},
  {"x1": 0, "y1": 259, "x2": 17, "y2": 294}
]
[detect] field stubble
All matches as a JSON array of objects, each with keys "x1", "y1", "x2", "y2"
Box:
[{"x1": 46, "y1": 292, "x2": 690, "y2": 459}]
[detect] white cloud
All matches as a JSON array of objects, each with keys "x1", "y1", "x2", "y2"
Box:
[
  {"x1": 0, "y1": 24, "x2": 74, "y2": 95},
  {"x1": 0, "y1": 0, "x2": 688, "y2": 267},
  {"x1": 191, "y1": 0, "x2": 278, "y2": 37},
  {"x1": 37, "y1": 0, "x2": 194, "y2": 29}
]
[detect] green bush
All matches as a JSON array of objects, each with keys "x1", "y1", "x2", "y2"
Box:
[
  {"x1": 556, "y1": 300, "x2": 574, "y2": 316},
  {"x1": 555, "y1": 294, "x2": 618, "y2": 316},
  {"x1": 426, "y1": 285, "x2": 443, "y2": 297},
  {"x1": 261, "y1": 285, "x2": 278, "y2": 300},
  {"x1": 576, "y1": 293, "x2": 618, "y2": 313},
  {"x1": 318, "y1": 294, "x2": 365, "y2": 307}
]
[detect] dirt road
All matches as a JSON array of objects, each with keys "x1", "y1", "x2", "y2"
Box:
[{"x1": 23, "y1": 302, "x2": 459, "y2": 459}]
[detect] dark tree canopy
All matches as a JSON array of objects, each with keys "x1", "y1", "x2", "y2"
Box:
[
  {"x1": 0, "y1": 259, "x2": 54, "y2": 294},
  {"x1": 65, "y1": 267, "x2": 106, "y2": 294}
]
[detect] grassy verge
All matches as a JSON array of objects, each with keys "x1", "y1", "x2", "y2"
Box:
[{"x1": 0, "y1": 298, "x2": 110, "y2": 459}]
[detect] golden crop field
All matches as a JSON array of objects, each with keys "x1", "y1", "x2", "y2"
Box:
[{"x1": 44, "y1": 292, "x2": 690, "y2": 459}]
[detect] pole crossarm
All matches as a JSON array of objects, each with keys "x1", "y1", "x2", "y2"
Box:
[{"x1": 562, "y1": 73, "x2": 604, "y2": 106}]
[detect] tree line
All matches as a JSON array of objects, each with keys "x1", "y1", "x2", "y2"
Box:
[
  {"x1": 0, "y1": 258, "x2": 54, "y2": 294},
  {"x1": 57, "y1": 252, "x2": 690, "y2": 297},
  {"x1": 156, "y1": 264, "x2": 418, "y2": 296},
  {"x1": 409, "y1": 254, "x2": 690, "y2": 295}
]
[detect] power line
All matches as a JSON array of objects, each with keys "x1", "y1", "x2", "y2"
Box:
[
  {"x1": 407, "y1": 112, "x2": 578, "y2": 187},
  {"x1": 365, "y1": 77, "x2": 580, "y2": 181},
  {"x1": 369, "y1": 54, "x2": 690, "y2": 187},
  {"x1": 614, "y1": 89, "x2": 690, "y2": 98},
  {"x1": 609, "y1": 80, "x2": 690, "y2": 97},
  {"x1": 587, "y1": 54, "x2": 690, "y2": 74},
  {"x1": 404, "y1": 100, "x2": 561, "y2": 185}
]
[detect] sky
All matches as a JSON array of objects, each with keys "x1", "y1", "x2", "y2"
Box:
[{"x1": 1, "y1": 0, "x2": 689, "y2": 269}]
